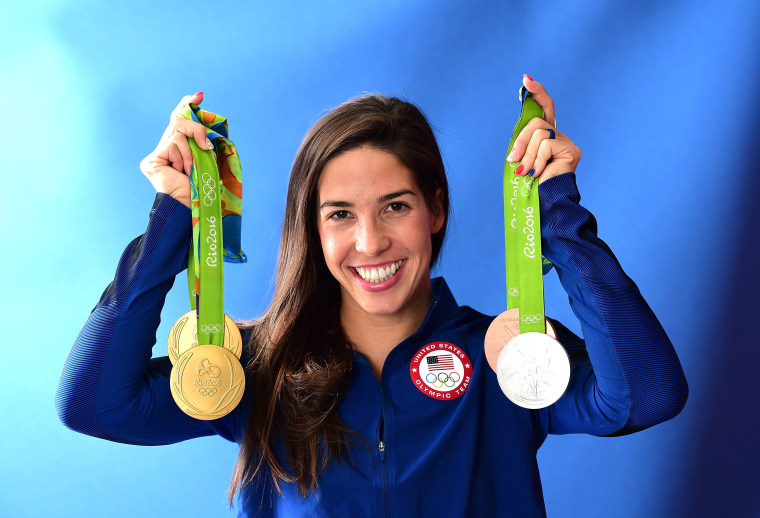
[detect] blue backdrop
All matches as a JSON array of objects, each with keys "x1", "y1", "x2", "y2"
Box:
[{"x1": 2, "y1": 1, "x2": 757, "y2": 516}]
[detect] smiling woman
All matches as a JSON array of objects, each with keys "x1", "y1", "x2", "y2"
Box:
[
  {"x1": 56, "y1": 81, "x2": 687, "y2": 517},
  {"x1": 317, "y1": 147, "x2": 445, "y2": 377}
]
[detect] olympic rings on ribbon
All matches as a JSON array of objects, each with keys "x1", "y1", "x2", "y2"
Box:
[
  {"x1": 201, "y1": 173, "x2": 217, "y2": 207},
  {"x1": 521, "y1": 314, "x2": 543, "y2": 325},
  {"x1": 508, "y1": 287, "x2": 519, "y2": 297},
  {"x1": 200, "y1": 324, "x2": 222, "y2": 334}
]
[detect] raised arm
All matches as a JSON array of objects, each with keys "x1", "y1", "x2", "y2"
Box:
[
  {"x1": 507, "y1": 77, "x2": 687, "y2": 436},
  {"x1": 55, "y1": 93, "x2": 244, "y2": 444},
  {"x1": 537, "y1": 173, "x2": 688, "y2": 436}
]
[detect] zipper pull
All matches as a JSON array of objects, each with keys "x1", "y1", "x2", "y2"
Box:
[{"x1": 378, "y1": 441, "x2": 386, "y2": 461}]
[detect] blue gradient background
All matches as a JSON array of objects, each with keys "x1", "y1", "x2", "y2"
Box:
[{"x1": 2, "y1": 1, "x2": 757, "y2": 516}]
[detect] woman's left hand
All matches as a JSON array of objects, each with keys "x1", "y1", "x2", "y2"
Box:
[{"x1": 506, "y1": 75, "x2": 581, "y2": 184}]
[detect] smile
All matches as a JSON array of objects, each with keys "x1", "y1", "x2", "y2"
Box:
[{"x1": 353, "y1": 260, "x2": 405, "y2": 283}]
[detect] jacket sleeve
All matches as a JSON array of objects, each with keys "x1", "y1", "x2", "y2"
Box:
[
  {"x1": 534, "y1": 173, "x2": 688, "y2": 436},
  {"x1": 55, "y1": 193, "x2": 242, "y2": 445}
]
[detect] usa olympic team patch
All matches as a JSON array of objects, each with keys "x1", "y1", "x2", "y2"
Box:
[{"x1": 410, "y1": 342, "x2": 473, "y2": 400}]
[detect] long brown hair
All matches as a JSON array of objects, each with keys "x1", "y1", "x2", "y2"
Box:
[{"x1": 229, "y1": 94, "x2": 450, "y2": 503}]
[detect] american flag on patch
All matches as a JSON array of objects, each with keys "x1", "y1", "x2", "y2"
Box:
[{"x1": 427, "y1": 354, "x2": 455, "y2": 371}]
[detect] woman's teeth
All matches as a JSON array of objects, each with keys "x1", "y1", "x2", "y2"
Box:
[{"x1": 355, "y1": 260, "x2": 404, "y2": 283}]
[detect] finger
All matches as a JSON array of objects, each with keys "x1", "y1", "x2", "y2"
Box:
[
  {"x1": 170, "y1": 91, "x2": 204, "y2": 119},
  {"x1": 193, "y1": 127, "x2": 214, "y2": 151},
  {"x1": 174, "y1": 118, "x2": 214, "y2": 150},
  {"x1": 167, "y1": 143, "x2": 187, "y2": 175},
  {"x1": 163, "y1": 118, "x2": 213, "y2": 150},
  {"x1": 527, "y1": 138, "x2": 556, "y2": 179},
  {"x1": 170, "y1": 132, "x2": 195, "y2": 175},
  {"x1": 506, "y1": 116, "x2": 548, "y2": 163},
  {"x1": 514, "y1": 127, "x2": 554, "y2": 178},
  {"x1": 162, "y1": 94, "x2": 201, "y2": 140},
  {"x1": 539, "y1": 140, "x2": 582, "y2": 183},
  {"x1": 522, "y1": 75, "x2": 556, "y2": 128}
]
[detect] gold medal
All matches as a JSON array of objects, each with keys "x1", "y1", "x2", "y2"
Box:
[
  {"x1": 169, "y1": 344, "x2": 245, "y2": 420},
  {"x1": 484, "y1": 308, "x2": 557, "y2": 373},
  {"x1": 167, "y1": 310, "x2": 242, "y2": 364}
]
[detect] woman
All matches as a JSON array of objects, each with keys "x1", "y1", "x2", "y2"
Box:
[{"x1": 56, "y1": 76, "x2": 688, "y2": 516}]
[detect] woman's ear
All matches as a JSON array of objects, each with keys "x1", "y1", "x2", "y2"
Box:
[{"x1": 430, "y1": 188, "x2": 445, "y2": 234}]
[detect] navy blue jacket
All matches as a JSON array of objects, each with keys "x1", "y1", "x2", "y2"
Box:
[{"x1": 56, "y1": 172, "x2": 688, "y2": 517}]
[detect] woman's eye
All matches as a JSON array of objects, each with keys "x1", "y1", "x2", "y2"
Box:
[
  {"x1": 329, "y1": 210, "x2": 350, "y2": 220},
  {"x1": 386, "y1": 202, "x2": 408, "y2": 213}
]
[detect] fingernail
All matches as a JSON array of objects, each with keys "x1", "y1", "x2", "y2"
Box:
[
  {"x1": 523, "y1": 74, "x2": 534, "y2": 82},
  {"x1": 194, "y1": 91, "x2": 203, "y2": 96},
  {"x1": 515, "y1": 165, "x2": 524, "y2": 175},
  {"x1": 507, "y1": 149, "x2": 516, "y2": 161},
  {"x1": 206, "y1": 138, "x2": 213, "y2": 149},
  {"x1": 527, "y1": 169, "x2": 535, "y2": 177}
]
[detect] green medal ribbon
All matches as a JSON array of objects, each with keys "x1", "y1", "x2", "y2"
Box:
[
  {"x1": 180, "y1": 104, "x2": 245, "y2": 347},
  {"x1": 503, "y1": 88, "x2": 549, "y2": 334}
]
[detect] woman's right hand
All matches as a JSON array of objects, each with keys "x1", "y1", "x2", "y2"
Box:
[{"x1": 140, "y1": 92, "x2": 216, "y2": 208}]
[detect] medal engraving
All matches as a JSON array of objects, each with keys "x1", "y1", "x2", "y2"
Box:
[
  {"x1": 167, "y1": 310, "x2": 242, "y2": 364},
  {"x1": 169, "y1": 344, "x2": 245, "y2": 420},
  {"x1": 496, "y1": 332, "x2": 570, "y2": 409}
]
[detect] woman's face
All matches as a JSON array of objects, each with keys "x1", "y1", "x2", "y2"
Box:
[{"x1": 316, "y1": 146, "x2": 444, "y2": 320}]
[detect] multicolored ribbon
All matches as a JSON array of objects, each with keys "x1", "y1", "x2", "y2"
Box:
[
  {"x1": 179, "y1": 103, "x2": 246, "y2": 342},
  {"x1": 181, "y1": 103, "x2": 245, "y2": 259}
]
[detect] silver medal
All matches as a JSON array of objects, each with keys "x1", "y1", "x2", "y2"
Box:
[{"x1": 496, "y1": 331, "x2": 570, "y2": 409}]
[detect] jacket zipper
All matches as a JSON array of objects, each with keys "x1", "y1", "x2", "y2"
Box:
[
  {"x1": 373, "y1": 297, "x2": 440, "y2": 517},
  {"x1": 378, "y1": 403, "x2": 389, "y2": 517}
]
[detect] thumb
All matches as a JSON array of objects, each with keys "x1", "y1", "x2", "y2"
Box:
[{"x1": 522, "y1": 75, "x2": 555, "y2": 128}]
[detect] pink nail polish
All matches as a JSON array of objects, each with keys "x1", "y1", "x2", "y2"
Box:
[
  {"x1": 523, "y1": 74, "x2": 534, "y2": 82},
  {"x1": 515, "y1": 165, "x2": 524, "y2": 175},
  {"x1": 194, "y1": 91, "x2": 203, "y2": 96}
]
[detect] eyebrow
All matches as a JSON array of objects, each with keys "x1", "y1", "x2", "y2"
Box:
[{"x1": 319, "y1": 189, "x2": 417, "y2": 209}]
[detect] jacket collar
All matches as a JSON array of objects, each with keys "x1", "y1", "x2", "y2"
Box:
[
  {"x1": 417, "y1": 277, "x2": 460, "y2": 337},
  {"x1": 350, "y1": 277, "x2": 462, "y2": 370}
]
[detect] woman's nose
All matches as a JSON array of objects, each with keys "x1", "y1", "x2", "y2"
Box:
[{"x1": 354, "y1": 219, "x2": 390, "y2": 256}]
